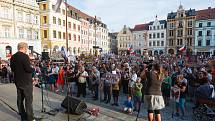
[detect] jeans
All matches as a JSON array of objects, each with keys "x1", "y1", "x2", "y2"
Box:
[
  {"x1": 103, "y1": 86, "x2": 111, "y2": 102},
  {"x1": 17, "y1": 86, "x2": 34, "y2": 121}
]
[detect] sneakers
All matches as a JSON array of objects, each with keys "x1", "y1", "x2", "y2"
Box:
[{"x1": 173, "y1": 113, "x2": 180, "y2": 117}]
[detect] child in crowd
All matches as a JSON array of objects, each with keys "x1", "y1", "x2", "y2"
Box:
[{"x1": 123, "y1": 96, "x2": 133, "y2": 114}]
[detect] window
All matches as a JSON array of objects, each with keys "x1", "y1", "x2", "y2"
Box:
[
  {"x1": 62, "y1": 9, "x2": 65, "y2": 15},
  {"x1": 3, "y1": 26, "x2": 10, "y2": 38},
  {"x1": 3, "y1": 7, "x2": 9, "y2": 19},
  {"x1": 44, "y1": 30, "x2": 47, "y2": 38},
  {"x1": 177, "y1": 39, "x2": 183, "y2": 45},
  {"x1": 53, "y1": 17, "x2": 56, "y2": 24},
  {"x1": 149, "y1": 34, "x2": 152, "y2": 39},
  {"x1": 27, "y1": 30, "x2": 32, "y2": 39},
  {"x1": 34, "y1": 31, "x2": 38, "y2": 39},
  {"x1": 69, "y1": 33, "x2": 71, "y2": 40},
  {"x1": 153, "y1": 41, "x2": 156, "y2": 46},
  {"x1": 149, "y1": 26, "x2": 152, "y2": 30},
  {"x1": 161, "y1": 25, "x2": 164, "y2": 29},
  {"x1": 153, "y1": 33, "x2": 156, "y2": 38},
  {"x1": 19, "y1": 28, "x2": 24, "y2": 38},
  {"x1": 207, "y1": 30, "x2": 211, "y2": 36},
  {"x1": 198, "y1": 31, "x2": 202, "y2": 36},
  {"x1": 198, "y1": 40, "x2": 202, "y2": 46},
  {"x1": 188, "y1": 29, "x2": 192, "y2": 35},
  {"x1": 170, "y1": 23, "x2": 174, "y2": 29},
  {"x1": 58, "y1": 18, "x2": 61, "y2": 25},
  {"x1": 63, "y1": 20, "x2": 65, "y2": 26},
  {"x1": 157, "y1": 26, "x2": 160, "y2": 30},
  {"x1": 169, "y1": 30, "x2": 173, "y2": 36},
  {"x1": 157, "y1": 33, "x2": 160, "y2": 38},
  {"x1": 78, "y1": 35, "x2": 80, "y2": 41},
  {"x1": 68, "y1": 22, "x2": 71, "y2": 28},
  {"x1": 187, "y1": 38, "x2": 192, "y2": 46},
  {"x1": 58, "y1": 31, "x2": 61, "y2": 39},
  {"x1": 153, "y1": 26, "x2": 156, "y2": 30},
  {"x1": 188, "y1": 21, "x2": 192, "y2": 27},
  {"x1": 43, "y1": 16, "x2": 47, "y2": 24},
  {"x1": 180, "y1": 13, "x2": 183, "y2": 18},
  {"x1": 26, "y1": 14, "x2": 31, "y2": 23},
  {"x1": 199, "y1": 23, "x2": 202, "y2": 27},
  {"x1": 63, "y1": 32, "x2": 65, "y2": 39},
  {"x1": 18, "y1": 11, "x2": 23, "y2": 21},
  {"x1": 73, "y1": 34, "x2": 76, "y2": 41},
  {"x1": 157, "y1": 41, "x2": 160, "y2": 46},
  {"x1": 161, "y1": 33, "x2": 164, "y2": 38},
  {"x1": 177, "y1": 29, "x2": 183, "y2": 37},
  {"x1": 78, "y1": 25, "x2": 80, "y2": 31},
  {"x1": 206, "y1": 40, "x2": 210, "y2": 46},
  {"x1": 207, "y1": 22, "x2": 211, "y2": 27},
  {"x1": 42, "y1": 4, "x2": 47, "y2": 10},
  {"x1": 53, "y1": 30, "x2": 56, "y2": 38},
  {"x1": 34, "y1": 16, "x2": 38, "y2": 24},
  {"x1": 73, "y1": 23, "x2": 76, "y2": 30},
  {"x1": 149, "y1": 41, "x2": 152, "y2": 46},
  {"x1": 161, "y1": 41, "x2": 164, "y2": 46},
  {"x1": 169, "y1": 39, "x2": 173, "y2": 46},
  {"x1": 178, "y1": 21, "x2": 183, "y2": 28}
]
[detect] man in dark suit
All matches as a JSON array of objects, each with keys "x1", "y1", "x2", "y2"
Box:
[{"x1": 10, "y1": 42, "x2": 34, "y2": 121}]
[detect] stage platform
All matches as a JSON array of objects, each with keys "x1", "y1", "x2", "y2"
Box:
[{"x1": 0, "y1": 84, "x2": 142, "y2": 121}]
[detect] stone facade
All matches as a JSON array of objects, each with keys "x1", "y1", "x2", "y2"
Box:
[
  {"x1": 0, "y1": 0, "x2": 41, "y2": 60},
  {"x1": 166, "y1": 5, "x2": 196, "y2": 55}
]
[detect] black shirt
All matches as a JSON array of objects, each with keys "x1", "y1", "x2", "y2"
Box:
[{"x1": 10, "y1": 51, "x2": 34, "y2": 89}]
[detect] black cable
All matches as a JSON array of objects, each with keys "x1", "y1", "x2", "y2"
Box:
[{"x1": 0, "y1": 97, "x2": 19, "y2": 114}]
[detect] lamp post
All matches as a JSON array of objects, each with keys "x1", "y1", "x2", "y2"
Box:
[{"x1": 92, "y1": 16, "x2": 101, "y2": 56}]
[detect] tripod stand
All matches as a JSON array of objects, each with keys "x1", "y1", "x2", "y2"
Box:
[{"x1": 64, "y1": 65, "x2": 71, "y2": 121}]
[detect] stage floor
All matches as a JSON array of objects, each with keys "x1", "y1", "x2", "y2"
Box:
[{"x1": 0, "y1": 84, "x2": 139, "y2": 121}]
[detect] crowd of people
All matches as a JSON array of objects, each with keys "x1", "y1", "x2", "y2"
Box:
[
  {"x1": 27, "y1": 53, "x2": 214, "y2": 120},
  {"x1": 1, "y1": 50, "x2": 215, "y2": 121}
]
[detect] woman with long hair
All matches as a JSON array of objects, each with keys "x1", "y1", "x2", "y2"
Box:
[{"x1": 144, "y1": 63, "x2": 165, "y2": 121}]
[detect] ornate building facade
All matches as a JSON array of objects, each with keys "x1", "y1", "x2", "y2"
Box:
[
  {"x1": 0, "y1": 0, "x2": 41, "y2": 60},
  {"x1": 117, "y1": 25, "x2": 133, "y2": 54},
  {"x1": 166, "y1": 5, "x2": 196, "y2": 55},
  {"x1": 147, "y1": 18, "x2": 166, "y2": 55}
]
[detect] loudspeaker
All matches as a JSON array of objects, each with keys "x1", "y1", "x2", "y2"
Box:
[
  {"x1": 41, "y1": 52, "x2": 50, "y2": 60},
  {"x1": 61, "y1": 96, "x2": 87, "y2": 115}
]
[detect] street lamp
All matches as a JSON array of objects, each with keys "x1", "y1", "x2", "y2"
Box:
[{"x1": 92, "y1": 16, "x2": 101, "y2": 56}]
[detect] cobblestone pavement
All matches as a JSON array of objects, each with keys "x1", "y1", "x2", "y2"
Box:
[
  {"x1": 0, "y1": 79, "x2": 195, "y2": 121},
  {"x1": 57, "y1": 86, "x2": 195, "y2": 121}
]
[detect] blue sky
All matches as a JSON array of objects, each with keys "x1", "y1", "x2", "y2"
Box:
[{"x1": 68, "y1": 0, "x2": 214, "y2": 32}]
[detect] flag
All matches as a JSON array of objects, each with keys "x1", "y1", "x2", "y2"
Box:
[
  {"x1": 61, "y1": 46, "x2": 68, "y2": 61},
  {"x1": 54, "y1": 0, "x2": 63, "y2": 12},
  {"x1": 127, "y1": 44, "x2": 133, "y2": 51},
  {"x1": 179, "y1": 45, "x2": 186, "y2": 52}
]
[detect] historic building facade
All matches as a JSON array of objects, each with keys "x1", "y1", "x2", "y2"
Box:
[
  {"x1": 132, "y1": 24, "x2": 148, "y2": 55},
  {"x1": 166, "y1": 5, "x2": 196, "y2": 55},
  {"x1": 0, "y1": 0, "x2": 41, "y2": 60},
  {"x1": 147, "y1": 18, "x2": 166, "y2": 55},
  {"x1": 38, "y1": 0, "x2": 109, "y2": 56},
  {"x1": 38, "y1": 0, "x2": 82, "y2": 55},
  {"x1": 117, "y1": 25, "x2": 134, "y2": 54},
  {"x1": 195, "y1": 7, "x2": 215, "y2": 57}
]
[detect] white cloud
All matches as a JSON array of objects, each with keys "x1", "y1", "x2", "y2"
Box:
[{"x1": 68, "y1": 0, "x2": 213, "y2": 32}]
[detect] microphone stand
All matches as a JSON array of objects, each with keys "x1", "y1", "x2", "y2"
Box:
[{"x1": 64, "y1": 64, "x2": 70, "y2": 121}]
